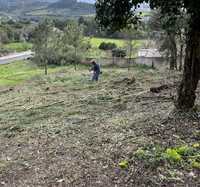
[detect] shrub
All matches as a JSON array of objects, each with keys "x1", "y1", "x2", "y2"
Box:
[
  {"x1": 119, "y1": 160, "x2": 129, "y2": 169},
  {"x1": 134, "y1": 144, "x2": 200, "y2": 169},
  {"x1": 99, "y1": 42, "x2": 117, "y2": 50},
  {"x1": 162, "y1": 149, "x2": 182, "y2": 163},
  {"x1": 175, "y1": 146, "x2": 194, "y2": 156},
  {"x1": 112, "y1": 48, "x2": 126, "y2": 57}
]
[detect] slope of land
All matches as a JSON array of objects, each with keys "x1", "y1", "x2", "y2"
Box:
[
  {"x1": 0, "y1": 0, "x2": 95, "y2": 20},
  {"x1": 0, "y1": 62, "x2": 199, "y2": 186}
]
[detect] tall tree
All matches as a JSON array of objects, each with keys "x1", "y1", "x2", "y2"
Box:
[
  {"x1": 61, "y1": 21, "x2": 89, "y2": 70},
  {"x1": 149, "y1": 10, "x2": 187, "y2": 71},
  {"x1": 124, "y1": 27, "x2": 140, "y2": 70},
  {"x1": 96, "y1": 0, "x2": 200, "y2": 110},
  {"x1": 33, "y1": 19, "x2": 53, "y2": 75}
]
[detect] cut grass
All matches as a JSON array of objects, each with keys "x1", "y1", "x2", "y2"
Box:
[{"x1": 0, "y1": 62, "x2": 199, "y2": 186}]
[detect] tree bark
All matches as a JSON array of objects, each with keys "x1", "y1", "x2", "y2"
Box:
[{"x1": 176, "y1": 17, "x2": 200, "y2": 110}]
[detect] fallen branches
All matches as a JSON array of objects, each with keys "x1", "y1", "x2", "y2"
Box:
[{"x1": 150, "y1": 84, "x2": 171, "y2": 93}]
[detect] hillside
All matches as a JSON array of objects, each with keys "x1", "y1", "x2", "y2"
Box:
[
  {"x1": 48, "y1": 0, "x2": 94, "y2": 13},
  {"x1": 0, "y1": 0, "x2": 48, "y2": 11},
  {"x1": 0, "y1": 0, "x2": 95, "y2": 20},
  {"x1": 0, "y1": 61, "x2": 199, "y2": 186}
]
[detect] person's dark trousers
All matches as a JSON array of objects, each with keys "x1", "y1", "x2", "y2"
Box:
[{"x1": 92, "y1": 72, "x2": 99, "y2": 81}]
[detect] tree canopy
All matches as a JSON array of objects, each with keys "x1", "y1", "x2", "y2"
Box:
[{"x1": 96, "y1": 0, "x2": 200, "y2": 31}]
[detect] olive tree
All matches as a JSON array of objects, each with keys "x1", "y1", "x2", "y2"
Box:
[{"x1": 96, "y1": 0, "x2": 200, "y2": 110}]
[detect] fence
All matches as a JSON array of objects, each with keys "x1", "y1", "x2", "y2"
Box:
[{"x1": 82, "y1": 56, "x2": 166, "y2": 68}]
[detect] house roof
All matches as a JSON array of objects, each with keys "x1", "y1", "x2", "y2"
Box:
[{"x1": 138, "y1": 48, "x2": 162, "y2": 58}]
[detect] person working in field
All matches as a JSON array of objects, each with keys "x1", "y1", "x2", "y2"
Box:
[{"x1": 90, "y1": 60, "x2": 101, "y2": 81}]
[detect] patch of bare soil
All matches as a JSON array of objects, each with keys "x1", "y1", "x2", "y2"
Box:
[{"x1": 0, "y1": 68, "x2": 199, "y2": 186}]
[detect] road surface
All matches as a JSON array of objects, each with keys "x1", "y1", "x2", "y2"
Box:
[{"x1": 0, "y1": 51, "x2": 34, "y2": 65}]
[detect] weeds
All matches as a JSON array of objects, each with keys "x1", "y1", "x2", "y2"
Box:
[{"x1": 134, "y1": 144, "x2": 200, "y2": 169}]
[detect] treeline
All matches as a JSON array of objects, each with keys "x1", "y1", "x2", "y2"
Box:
[
  {"x1": 53, "y1": 16, "x2": 149, "y2": 40},
  {"x1": 32, "y1": 20, "x2": 90, "y2": 74},
  {"x1": 0, "y1": 19, "x2": 34, "y2": 44},
  {"x1": 149, "y1": 11, "x2": 187, "y2": 71}
]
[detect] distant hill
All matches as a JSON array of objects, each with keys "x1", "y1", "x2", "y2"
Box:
[
  {"x1": 49, "y1": 0, "x2": 94, "y2": 11},
  {"x1": 0, "y1": 0, "x2": 48, "y2": 11},
  {"x1": 0, "y1": 0, "x2": 95, "y2": 20}
]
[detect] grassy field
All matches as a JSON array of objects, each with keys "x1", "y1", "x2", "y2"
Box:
[
  {"x1": 3, "y1": 42, "x2": 32, "y2": 52},
  {"x1": 1, "y1": 37, "x2": 144, "y2": 59},
  {"x1": 25, "y1": 9, "x2": 50, "y2": 16},
  {"x1": 86, "y1": 37, "x2": 145, "y2": 58},
  {"x1": 0, "y1": 61, "x2": 199, "y2": 186},
  {"x1": 88, "y1": 37, "x2": 144, "y2": 48},
  {"x1": 0, "y1": 61, "x2": 69, "y2": 86}
]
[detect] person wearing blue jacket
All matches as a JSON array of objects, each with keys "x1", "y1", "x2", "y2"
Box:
[{"x1": 90, "y1": 61, "x2": 101, "y2": 81}]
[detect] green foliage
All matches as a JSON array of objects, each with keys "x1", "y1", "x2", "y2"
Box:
[
  {"x1": 135, "y1": 149, "x2": 146, "y2": 159},
  {"x1": 175, "y1": 146, "x2": 194, "y2": 156},
  {"x1": 134, "y1": 143, "x2": 200, "y2": 169},
  {"x1": 3, "y1": 42, "x2": 32, "y2": 52},
  {"x1": 0, "y1": 48, "x2": 11, "y2": 56},
  {"x1": 119, "y1": 160, "x2": 129, "y2": 169},
  {"x1": 135, "y1": 145, "x2": 165, "y2": 168},
  {"x1": 33, "y1": 20, "x2": 89, "y2": 69},
  {"x1": 89, "y1": 37, "x2": 126, "y2": 48},
  {"x1": 99, "y1": 42, "x2": 117, "y2": 50},
  {"x1": 0, "y1": 60, "x2": 65, "y2": 86},
  {"x1": 191, "y1": 161, "x2": 200, "y2": 169},
  {"x1": 112, "y1": 48, "x2": 126, "y2": 58},
  {"x1": 163, "y1": 149, "x2": 182, "y2": 163},
  {"x1": 95, "y1": 0, "x2": 199, "y2": 31},
  {"x1": 0, "y1": 20, "x2": 33, "y2": 44},
  {"x1": 60, "y1": 21, "x2": 89, "y2": 66}
]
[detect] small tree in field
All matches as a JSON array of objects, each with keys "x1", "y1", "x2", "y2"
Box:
[
  {"x1": 33, "y1": 19, "x2": 53, "y2": 75},
  {"x1": 124, "y1": 28, "x2": 140, "y2": 70},
  {"x1": 61, "y1": 22, "x2": 88, "y2": 70}
]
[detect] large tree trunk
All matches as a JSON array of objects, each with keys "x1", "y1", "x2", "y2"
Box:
[{"x1": 176, "y1": 17, "x2": 200, "y2": 110}]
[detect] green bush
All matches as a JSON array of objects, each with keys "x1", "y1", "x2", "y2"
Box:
[
  {"x1": 175, "y1": 146, "x2": 194, "y2": 156},
  {"x1": 112, "y1": 48, "x2": 126, "y2": 57},
  {"x1": 162, "y1": 149, "x2": 182, "y2": 163},
  {"x1": 99, "y1": 42, "x2": 117, "y2": 50},
  {"x1": 119, "y1": 160, "x2": 129, "y2": 169},
  {"x1": 0, "y1": 48, "x2": 11, "y2": 56},
  {"x1": 134, "y1": 143, "x2": 200, "y2": 169}
]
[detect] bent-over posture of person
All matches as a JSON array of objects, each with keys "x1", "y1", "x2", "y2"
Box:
[{"x1": 90, "y1": 61, "x2": 101, "y2": 81}]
